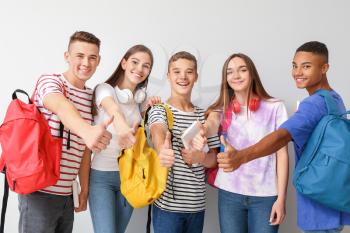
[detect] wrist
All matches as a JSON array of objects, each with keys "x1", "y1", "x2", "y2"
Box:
[
  {"x1": 199, "y1": 151, "x2": 206, "y2": 164},
  {"x1": 276, "y1": 195, "x2": 286, "y2": 203},
  {"x1": 79, "y1": 124, "x2": 93, "y2": 141},
  {"x1": 80, "y1": 189, "x2": 88, "y2": 196}
]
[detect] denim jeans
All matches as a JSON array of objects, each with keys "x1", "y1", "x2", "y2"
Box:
[
  {"x1": 152, "y1": 205, "x2": 205, "y2": 233},
  {"x1": 218, "y1": 189, "x2": 279, "y2": 233},
  {"x1": 89, "y1": 169, "x2": 133, "y2": 233},
  {"x1": 18, "y1": 191, "x2": 74, "y2": 233},
  {"x1": 302, "y1": 226, "x2": 344, "y2": 233}
]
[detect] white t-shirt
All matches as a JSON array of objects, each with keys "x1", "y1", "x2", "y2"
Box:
[{"x1": 92, "y1": 83, "x2": 142, "y2": 171}]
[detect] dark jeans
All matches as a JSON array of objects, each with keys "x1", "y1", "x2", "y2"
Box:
[
  {"x1": 152, "y1": 205, "x2": 205, "y2": 233},
  {"x1": 18, "y1": 191, "x2": 74, "y2": 233}
]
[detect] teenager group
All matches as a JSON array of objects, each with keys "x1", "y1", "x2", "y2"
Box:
[{"x1": 16, "y1": 31, "x2": 349, "y2": 233}]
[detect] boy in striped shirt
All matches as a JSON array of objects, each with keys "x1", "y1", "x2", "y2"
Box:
[
  {"x1": 18, "y1": 31, "x2": 112, "y2": 233},
  {"x1": 147, "y1": 51, "x2": 220, "y2": 233}
]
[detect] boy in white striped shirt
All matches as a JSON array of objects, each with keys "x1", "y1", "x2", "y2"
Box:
[
  {"x1": 147, "y1": 51, "x2": 220, "y2": 233},
  {"x1": 18, "y1": 31, "x2": 112, "y2": 233}
]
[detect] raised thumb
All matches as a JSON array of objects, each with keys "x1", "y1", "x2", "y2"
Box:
[
  {"x1": 163, "y1": 131, "x2": 172, "y2": 149},
  {"x1": 220, "y1": 135, "x2": 230, "y2": 152},
  {"x1": 102, "y1": 115, "x2": 114, "y2": 129},
  {"x1": 198, "y1": 121, "x2": 206, "y2": 136},
  {"x1": 131, "y1": 122, "x2": 139, "y2": 134}
]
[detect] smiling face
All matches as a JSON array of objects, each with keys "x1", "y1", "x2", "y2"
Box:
[
  {"x1": 226, "y1": 57, "x2": 251, "y2": 96},
  {"x1": 64, "y1": 41, "x2": 100, "y2": 88},
  {"x1": 121, "y1": 51, "x2": 152, "y2": 90},
  {"x1": 292, "y1": 51, "x2": 329, "y2": 94},
  {"x1": 168, "y1": 58, "x2": 198, "y2": 98}
]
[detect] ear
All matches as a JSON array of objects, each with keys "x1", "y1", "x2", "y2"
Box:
[
  {"x1": 194, "y1": 72, "x2": 199, "y2": 83},
  {"x1": 121, "y1": 58, "x2": 127, "y2": 70},
  {"x1": 97, "y1": 55, "x2": 101, "y2": 66},
  {"x1": 321, "y1": 63, "x2": 329, "y2": 74},
  {"x1": 64, "y1": 51, "x2": 69, "y2": 63},
  {"x1": 167, "y1": 72, "x2": 171, "y2": 81}
]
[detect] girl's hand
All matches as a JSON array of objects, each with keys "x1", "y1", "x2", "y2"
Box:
[
  {"x1": 146, "y1": 96, "x2": 161, "y2": 109},
  {"x1": 269, "y1": 198, "x2": 286, "y2": 225},
  {"x1": 115, "y1": 121, "x2": 138, "y2": 149}
]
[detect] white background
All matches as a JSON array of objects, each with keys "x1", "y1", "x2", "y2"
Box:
[{"x1": 0, "y1": 0, "x2": 350, "y2": 232}]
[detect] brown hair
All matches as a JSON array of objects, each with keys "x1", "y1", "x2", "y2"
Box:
[
  {"x1": 168, "y1": 51, "x2": 197, "y2": 72},
  {"x1": 206, "y1": 53, "x2": 272, "y2": 118},
  {"x1": 68, "y1": 31, "x2": 101, "y2": 49},
  {"x1": 92, "y1": 44, "x2": 154, "y2": 116}
]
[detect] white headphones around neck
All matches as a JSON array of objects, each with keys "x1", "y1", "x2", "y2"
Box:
[{"x1": 115, "y1": 86, "x2": 147, "y2": 104}]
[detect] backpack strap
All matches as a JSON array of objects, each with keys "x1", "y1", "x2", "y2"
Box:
[
  {"x1": 316, "y1": 89, "x2": 340, "y2": 115},
  {"x1": 143, "y1": 103, "x2": 174, "y2": 131},
  {"x1": 146, "y1": 205, "x2": 152, "y2": 233},
  {"x1": 31, "y1": 75, "x2": 67, "y2": 140},
  {"x1": 143, "y1": 104, "x2": 174, "y2": 233},
  {"x1": 0, "y1": 169, "x2": 9, "y2": 233},
  {"x1": 12, "y1": 89, "x2": 32, "y2": 104}
]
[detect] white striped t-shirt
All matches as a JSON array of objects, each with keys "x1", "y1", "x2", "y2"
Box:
[
  {"x1": 34, "y1": 74, "x2": 92, "y2": 195},
  {"x1": 148, "y1": 104, "x2": 220, "y2": 213}
]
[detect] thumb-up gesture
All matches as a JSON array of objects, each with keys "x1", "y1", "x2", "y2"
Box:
[
  {"x1": 191, "y1": 121, "x2": 208, "y2": 151},
  {"x1": 158, "y1": 131, "x2": 175, "y2": 168},
  {"x1": 116, "y1": 121, "x2": 138, "y2": 149},
  {"x1": 85, "y1": 116, "x2": 113, "y2": 153},
  {"x1": 217, "y1": 135, "x2": 241, "y2": 172}
]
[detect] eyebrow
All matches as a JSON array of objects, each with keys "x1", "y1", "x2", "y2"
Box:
[
  {"x1": 292, "y1": 61, "x2": 312, "y2": 65},
  {"x1": 131, "y1": 57, "x2": 151, "y2": 66},
  {"x1": 75, "y1": 52, "x2": 98, "y2": 58},
  {"x1": 227, "y1": 65, "x2": 247, "y2": 70},
  {"x1": 171, "y1": 67, "x2": 194, "y2": 71}
]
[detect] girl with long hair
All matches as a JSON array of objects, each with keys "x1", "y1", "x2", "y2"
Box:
[
  {"x1": 80, "y1": 45, "x2": 160, "y2": 233},
  {"x1": 205, "y1": 53, "x2": 289, "y2": 233}
]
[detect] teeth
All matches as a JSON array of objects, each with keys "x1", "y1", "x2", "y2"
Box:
[
  {"x1": 132, "y1": 72, "x2": 142, "y2": 78},
  {"x1": 296, "y1": 78, "x2": 306, "y2": 82}
]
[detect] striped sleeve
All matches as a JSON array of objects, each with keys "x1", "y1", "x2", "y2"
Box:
[
  {"x1": 147, "y1": 105, "x2": 169, "y2": 128},
  {"x1": 36, "y1": 74, "x2": 64, "y2": 106},
  {"x1": 207, "y1": 134, "x2": 220, "y2": 149}
]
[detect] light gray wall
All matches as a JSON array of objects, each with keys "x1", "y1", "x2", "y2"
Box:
[{"x1": 0, "y1": 0, "x2": 349, "y2": 232}]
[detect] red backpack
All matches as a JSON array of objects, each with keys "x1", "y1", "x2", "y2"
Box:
[{"x1": 0, "y1": 88, "x2": 63, "y2": 233}]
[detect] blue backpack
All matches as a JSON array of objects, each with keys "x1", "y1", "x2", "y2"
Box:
[{"x1": 293, "y1": 90, "x2": 350, "y2": 213}]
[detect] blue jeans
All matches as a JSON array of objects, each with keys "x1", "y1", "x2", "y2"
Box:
[
  {"x1": 302, "y1": 226, "x2": 343, "y2": 233},
  {"x1": 18, "y1": 192, "x2": 74, "y2": 233},
  {"x1": 218, "y1": 189, "x2": 279, "y2": 233},
  {"x1": 152, "y1": 205, "x2": 205, "y2": 233},
  {"x1": 89, "y1": 169, "x2": 133, "y2": 233}
]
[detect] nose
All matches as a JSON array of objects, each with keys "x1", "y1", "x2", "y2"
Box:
[
  {"x1": 136, "y1": 63, "x2": 143, "y2": 73},
  {"x1": 233, "y1": 71, "x2": 240, "y2": 79},
  {"x1": 180, "y1": 72, "x2": 188, "y2": 79},
  {"x1": 82, "y1": 57, "x2": 89, "y2": 66},
  {"x1": 293, "y1": 67, "x2": 302, "y2": 76}
]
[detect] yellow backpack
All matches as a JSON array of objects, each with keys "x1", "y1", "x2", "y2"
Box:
[{"x1": 118, "y1": 104, "x2": 173, "y2": 208}]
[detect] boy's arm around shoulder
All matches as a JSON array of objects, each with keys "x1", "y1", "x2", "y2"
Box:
[{"x1": 218, "y1": 128, "x2": 292, "y2": 172}]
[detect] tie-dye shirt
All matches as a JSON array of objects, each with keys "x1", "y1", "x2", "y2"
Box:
[{"x1": 215, "y1": 99, "x2": 288, "y2": 196}]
